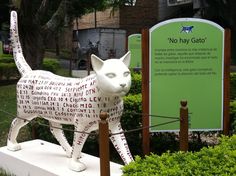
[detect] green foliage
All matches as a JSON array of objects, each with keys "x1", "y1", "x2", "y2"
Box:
[
  {"x1": 0, "y1": 58, "x2": 14, "y2": 63},
  {"x1": 0, "y1": 84, "x2": 16, "y2": 126},
  {"x1": 0, "y1": 63, "x2": 19, "y2": 80},
  {"x1": 230, "y1": 101, "x2": 236, "y2": 133},
  {"x1": 230, "y1": 73, "x2": 236, "y2": 133},
  {"x1": 59, "y1": 49, "x2": 71, "y2": 60},
  {"x1": 230, "y1": 73, "x2": 236, "y2": 100},
  {"x1": 0, "y1": 55, "x2": 13, "y2": 60},
  {"x1": 0, "y1": 57, "x2": 62, "y2": 80},
  {"x1": 0, "y1": 168, "x2": 15, "y2": 176},
  {"x1": 128, "y1": 72, "x2": 141, "y2": 95},
  {"x1": 120, "y1": 72, "x2": 142, "y2": 155},
  {"x1": 68, "y1": 0, "x2": 111, "y2": 18},
  {"x1": 150, "y1": 133, "x2": 179, "y2": 155},
  {"x1": 123, "y1": 94, "x2": 142, "y2": 129},
  {"x1": 42, "y1": 58, "x2": 60, "y2": 73},
  {"x1": 122, "y1": 93, "x2": 142, "y2": 155},
  {"x1": 122, "y1": 135, "x2": 236, "y2": 176},
  {"x1": 0, "y1": 42, "x2": 2, "y2": 55}
]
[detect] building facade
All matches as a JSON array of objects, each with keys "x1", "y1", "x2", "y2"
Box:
[{"x1": 75, "y1": 0, "x2": 191, "y2": 35}]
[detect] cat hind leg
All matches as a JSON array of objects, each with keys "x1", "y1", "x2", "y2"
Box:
[
  {"x1": 109, "y1": 122, "x2": 134, "y2": 165},
  {"x1": 49, "y1": 121, "x2": 72, "y2": 157}
]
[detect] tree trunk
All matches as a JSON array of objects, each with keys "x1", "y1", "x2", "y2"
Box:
[
  {"x1": 20, "y1": 26, "x2": 45, "y2": 69},
  {"x1": 55, "y1": 31, "x2": 60, "y2": 56},
  {"x1": 16, "y1": 0, "x2": 67, "y2": 69},
  {"x1": 18, "y1": 0, "x2": 45, "y2": 69}
]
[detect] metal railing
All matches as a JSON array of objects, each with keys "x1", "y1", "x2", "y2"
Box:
[{"x1": 0, "y1": 100, "x2": 189, "y2": 176}]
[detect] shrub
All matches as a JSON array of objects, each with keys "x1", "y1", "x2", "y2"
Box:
[
  {"x1": 129, "y1": 72, "x2": 141, "y2": 95},
  {"x1": 0, "y1": 54, "x2": 13, "y2": 60},
  {"x1": 122, "y1": 93, "x2": 142, "y2": 129},
  {"x1": 0, "y1": 57, "x2": 61, "y2": 80},
  {"x1": 230, "y1": 73, "x2": 236, "y2": 134},
  {"x1": 0, "y1": 168, "x2": 15, "y2": 176},
  {"x1": 0, "y1": 57, "x2": 18, "y2": 80},
  {"x1": 42, "y1": 58, "x2": 60, "y2": 73},
  {"x1": 121, "y1": 93, "x2": 142, "y2": 155},
  {"x1": 0, "y1": 58, "x2": 14, "y2": 63},
  {"x1": 60, "y1": 49, "x2": 71, "y2": 59},
  {"x1": 230, "y1": 100, "x2": 236, "y2": 133},
  {"x1": 0, "y1": 63, "x2": 19, "y2": 80},
  {"x1": 230, "y1": 73, "x2": 236, "y2": 100},
  {"x1": 122, "y1": 135, "x2": 236, "y2": 176}
]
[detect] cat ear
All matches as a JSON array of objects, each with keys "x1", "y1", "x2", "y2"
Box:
[
  {"x1": 91, "y1": 54, "x2": 104, "y2": 72},
  {"x1": 120, "y1": 51, "x2": 131, "y2": 67}
]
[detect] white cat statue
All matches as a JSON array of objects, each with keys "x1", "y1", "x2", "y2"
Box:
[{"x1": 8, "y1": 11, "x2": 134, "y2": 171}]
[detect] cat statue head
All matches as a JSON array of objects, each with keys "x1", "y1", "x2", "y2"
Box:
[{"x1": 91, "y1": 52, "x2": 131, "y2": 97}]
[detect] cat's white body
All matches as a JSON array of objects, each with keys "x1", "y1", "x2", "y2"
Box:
[{"x1": 8, "y1": 11, "x2": 133, "y2": 171}]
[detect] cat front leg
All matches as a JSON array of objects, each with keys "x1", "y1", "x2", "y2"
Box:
[
  {"x1": 49, "y1": 121, "x2": 72, "y2": 157},
  {"x1": 69, "y1": 124, "x2": 93, "y2": 172},
  {"x1": 8, "y1": 115, "x2": 36, "y2": 151},
  {"x1": 109, "y1": 122, "x2": 134, "y2": 165}
]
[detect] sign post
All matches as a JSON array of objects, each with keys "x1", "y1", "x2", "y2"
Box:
[
  {"x1": 149, "y1": 18, "x2": 225, "y2": 132},
  {"x1": 141, "y1": 29, "x2": 150, "y2": 155},
  {"x1": 142, "y1": 18, "x2": 230, "y2": 156},
  {"x1": 223, "y1": 29, "x2": 231, "y2": 135}
]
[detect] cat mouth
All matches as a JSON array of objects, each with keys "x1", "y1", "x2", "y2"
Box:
[{"x1": 117, "y1": 89, "x2": 128, "y2": 96}]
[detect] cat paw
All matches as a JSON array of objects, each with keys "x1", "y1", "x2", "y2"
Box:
[
  {"x1": 68, "y1": 159, "x2": 86, "y2": 172},
  {"x1": 7, "y1": 140, "x2": 21, "y2": 151}
]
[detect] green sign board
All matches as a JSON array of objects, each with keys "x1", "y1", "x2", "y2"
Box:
[
  {"x1": 128, "y1": 34, "x2": 142, "y2": 68},
  {"x1": 149, "y1": 18, "x2": 224, "y2": 132}
]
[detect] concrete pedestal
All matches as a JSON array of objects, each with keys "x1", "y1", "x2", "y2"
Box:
[{"x1": 0, "y1": 140, "x2": 123, "y2": 176}]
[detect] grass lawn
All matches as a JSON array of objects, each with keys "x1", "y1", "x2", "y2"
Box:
[
  {"x1": 0, "y1": 42, "x2": 2, "y2": 55},
  {"x1": 0, "y1": 46, "x2": 71, "y2": 174},
  {"x1": 0, "y1": 84, "x2": 31, "y2": 147},
  {"x1": 0, "y1": 67, "x2": 70, "y2": 147},
  {"x1": 0, "y1": 84, "x2": 17, "y2": 147}
]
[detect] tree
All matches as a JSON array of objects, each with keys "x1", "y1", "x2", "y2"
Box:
[
  {"x1": 192, "y1": 0, "x2": 236, "y2": 29},
  {"x1": 10, "y1": 0, "x2": 110, "y2": 69},
  {"x1": 0, "y1": 0, "x2": 11, "y2": 40}
]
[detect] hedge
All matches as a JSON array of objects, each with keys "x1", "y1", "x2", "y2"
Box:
[
  {"x1": 0, "y1": 63, "x2": 19, "y2": 80},
  {"x1": 230, "y1": 73, "x2": 236, "y2": 100},
  {"x1": 128, "y1": 72, "x2": 141, "y2": 95},
  {"x1": 122, "y1": 135, "x2": 236, "y2": 176},
  {"x1": 0, "y1": 168, "x2": 14, "y2": 176},
  {"x1": 230, "y1": 73, "x2": 236, "y2": 133},
  {"x1": 0, "y1": 57, "x2": 14, "y2": 63},
  {"x1": 0, "y1": 57, "x2": 60, "y2": 80},
  {"x1": 42, "y1": 58, "x2": 60, "y2": 73}
]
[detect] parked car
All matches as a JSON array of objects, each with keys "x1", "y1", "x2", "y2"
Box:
[{"x1": 2, "y1": 39, "x2": 13, "y2": 54}]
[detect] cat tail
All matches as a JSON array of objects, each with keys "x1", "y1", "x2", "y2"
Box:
[{"x1": 10, "y1": 11, "x2": 32, "y2": 76}]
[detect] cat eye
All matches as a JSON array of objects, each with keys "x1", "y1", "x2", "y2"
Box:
[
  {"x1": 106, "y1": 73, "x2": 116, "y2": 78},
  {"x1": 123, "y1": 71, "x2": 130, "y2": 77}
]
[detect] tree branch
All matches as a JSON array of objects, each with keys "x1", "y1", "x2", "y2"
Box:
[
  {"x1": 42, "y1": 0, "x2": 67, "y2": 33},
  {"x1": 35, "y1": 0, "x2": 50, "y2": 23}
]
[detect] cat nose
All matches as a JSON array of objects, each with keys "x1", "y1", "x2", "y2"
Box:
[{"x1": 120, "y1": 83, "x2": 126, "y2": 88}]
